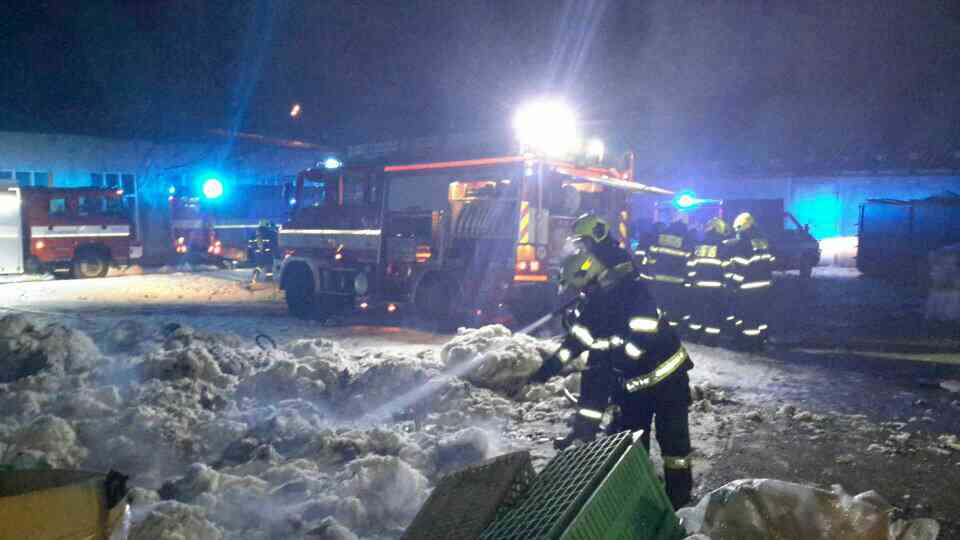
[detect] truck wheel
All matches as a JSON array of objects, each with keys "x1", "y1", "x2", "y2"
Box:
[
  {"x1": 414, "y1": 273, "x2": 457, "y2": 321},
  {"x1": 72, "y1": 252, "x2": 110, "y2": 279},
  {"x1": 284, "y1": 267, "x2": 324, "y2": 320}
]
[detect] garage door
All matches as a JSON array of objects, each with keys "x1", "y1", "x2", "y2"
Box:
[{"x1": 0, "y1": 187, "x2": 23, "y2": 275}]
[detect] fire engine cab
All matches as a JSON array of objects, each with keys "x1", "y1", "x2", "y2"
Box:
[
  {"x1": 0, "y1": 185, "x2": 141, "y2": 278},
  {"x1": 278, "y1": 153, "x2": 670, "y2": 324}
]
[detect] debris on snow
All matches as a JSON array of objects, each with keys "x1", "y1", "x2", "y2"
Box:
[
  {"x1": 938, "y1": 434, "x2": 960, "y2": 452},
  {"x1": 940, "y1": 380, "x2": 960, "y2": 393},
  {"x1": 677, "y1": 479, "x2": 939, "y2": 540},
  {"x1": 744, "y1": 410, "x2": 764, "y2": 423},
  {"x1": 0, "y1": 314, "x2": 101, "y2": 382},
  {"x1": 776, "y1": 404, "x2": 797, "y2": 417},
  {"x1": 793, "y1": 410, "x2": 814, "y2": 422},
  {"x1": 440, "y1": 325, "x2": 548, "y2": 395}
]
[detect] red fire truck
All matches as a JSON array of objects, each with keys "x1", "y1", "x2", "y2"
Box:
[
  {"x1": 1, "y1": 186, "x2": 142, "y2": 278},
  {"x1": 168, "y1": 183, "x2": 288, "y2": 266},
  {"x1": 277, "y1": 155, "x2": 670, "y2": 323}
]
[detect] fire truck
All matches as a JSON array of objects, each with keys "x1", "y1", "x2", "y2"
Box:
[
  {"x1": 277, "y1": 155, "x2": 671, "y2": 323},
  {"x1": 168, "y1": 182, "x2": 288, "y2": 266},
  {"x1": 0, "y1": 185, "x2": 141, "y2": 278}
]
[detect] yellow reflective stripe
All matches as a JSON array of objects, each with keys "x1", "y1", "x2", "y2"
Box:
[
  {"x1": 758, "y1": 324, "x2": 768, "y2": 330},
  {"x1": 650, "y1": 246, "x2": 689, "y2": 258},
  {"x1": 695, "y1": 280, "x2": 723, "y2": 288},
  {"x1": 578, "y1": 408, "x2": 603, "y2": 422},
  {"x1": 654, "y1": 274, "x2": 685, "y2": 284},
  {"x1": 629, "y1": 316, "x2": 659, "y2": 333},
  {"x1": 692, "y1": 257, "x2": 723, "y2": 266},
  {"x1": 740, "y1": 280, "x2": 772, "y2": 289},
  {"x1": 688, "y1": 323, "x2": 703, "y2": 330},
  {"x1": 557, "y1": 348, "x2": 572, "y2": 363},
  {"x1": 704, "y1": 327, "x2": 721, "y2": 335},
  {"x1": 624, "y1": 347, "x2": 687, "y2": 392},
  {"x1": 743, "y1": 329, "x2": 762, "y2": 336},
  {"x1": 624, "y1": 342, "x2": 644, "y2": 359},
  {"x1": 663, "y1": 455, "x2": 692, "y2": 469},
  {"x1": 610, "y1": 335, "x2": 624, "y2": 347},
  {"x1": 730, "y1": 256, "x2": 751, "y2": 266},
  {"x1": 725, "y1": 273, "x2": 745, "y2": 282},
  {"x1": 590, "y1": 338, "x2": 611, "y2": 351},
  {"x1": 639, "y1": 272, "x2": 654, "y2": 281},
  {"x1": 571, "y1": 324, "x2": 594, "y2": 346}
]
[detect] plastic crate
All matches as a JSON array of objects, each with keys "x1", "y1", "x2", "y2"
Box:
[
  {"x1": 402, "y1": 450, "x2": 536, "y2": 540},
  {"x1": 479, "y1": 431, "x2": 683, "y2": 540}
]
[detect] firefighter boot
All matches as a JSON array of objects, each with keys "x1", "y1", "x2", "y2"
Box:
[{"x1": 663, "y1": 465, "x2": 693, "y2": 509}]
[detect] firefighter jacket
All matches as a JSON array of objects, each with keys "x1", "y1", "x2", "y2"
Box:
[
  {"x1": 556, "y1": 264, "x2": 691, "y2": 396},
  {"x1": 724, "y1": 231, "x2": 774, "y2": 292},
  {"x1": 642, "y1": 232, "x2": 692, "y2": 285},
  {"x1": 687, "y1": 231, "x2": 729, "y2": 290}
]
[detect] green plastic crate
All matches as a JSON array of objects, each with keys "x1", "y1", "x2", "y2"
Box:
[
  {"x1": 479, "y1": 431, "x2": 684, "y2": 540},
  {"x1": 403, "y1": 450, "x2": 536, "y2": 540}
]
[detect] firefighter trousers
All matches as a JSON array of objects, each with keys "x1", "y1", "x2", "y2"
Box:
[
  {"x1": 649, "y1": 281, "x2": 692, "y2": 329},
  {"x1": 618, "y1": 370, "x2": 693, "y2": 509},
  {"x1": 729, "y1": 287, "x2": 771, "y2": 343},
  {"x1": 689, "y1": 285, "x2": 729, "y2": 337}
]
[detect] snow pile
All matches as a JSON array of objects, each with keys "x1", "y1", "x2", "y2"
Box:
[
  {"x1": 129, "y1": 501, "x2": 224, "y2": 540},
  {"x1": 440, "y1": 325, "x2": 550, "y2": 395},
  {"x1": 0, "y1": 314, "x2": 101, "y2": 382},
  {"x1": 0, "y1": 318, "x2": 567, "y2": 539}
]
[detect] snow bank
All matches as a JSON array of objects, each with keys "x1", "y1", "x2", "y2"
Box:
[
  {"x1": 0, "y1": 319, "x2": 570, "y2": 539},
  {"x1": 0, "y1": 314, "x2": 101, "y2": 382}
]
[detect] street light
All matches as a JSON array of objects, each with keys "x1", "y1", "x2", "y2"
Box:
[
  {"x1": 513, "y1": 99, "x2": 578, "y2": 158},
  {"x1": 290, "y1": 103, "x2": 302, "y2": 118},
  {"x1": 323, "y1": 157, "x2": 342, "y2": 170}
]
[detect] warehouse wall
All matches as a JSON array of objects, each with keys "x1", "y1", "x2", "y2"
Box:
[{"x1": 652, "y1": 174, "x2": 960, "y2": 239}]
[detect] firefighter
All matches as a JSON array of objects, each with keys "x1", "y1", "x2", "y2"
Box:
[
  {"x1": 725, "y1": 212, "x2": 774, "y2": 346},
  {"x1": 687, "y1": 217, "x2": 732, "y2": 340},
  {"x1": 249, "y1": 219, "x2": 279, "y2": 280},
  {"x1": 531, "y1": 223, "x2": 694, "y2": 508},
  {"x1": 642, "y1": 219, "x2": 694, "y2": 329}
]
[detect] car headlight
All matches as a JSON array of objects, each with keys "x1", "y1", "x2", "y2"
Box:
[{"x1": 353, "y1": 273, "x2": 369, "y2": 295}]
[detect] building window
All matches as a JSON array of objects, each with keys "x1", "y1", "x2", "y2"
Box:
[
  {"x1": 121, "y1": 174, "x2": 136, "y2": 194},
  {"x1": 0, "y1": 171, "x2": 11, "y2": 181},
  {"x1": 49, "y1": 197, "x2": 68, "y2": 216},
  {"x1": 105, "y1": 173, "x2": 119, "y2": 188},
  {"x1": 91, "y1": 173, "x2": 104, "y2": 187},
  {"x1": 34, "y1": 172, "x2": 49, "y2": 186}
]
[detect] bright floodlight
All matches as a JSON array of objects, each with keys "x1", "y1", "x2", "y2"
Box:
[
  {"x1": 290, "y1": 103, "x2": 301, "y2": 117},
  {"x1": 202, "y1": 178, "x2": 224, "y2": 199},
  {"x1": 324, "y1": 157, "x2": 342, "y2": 169},
  {"x1": 586, "y1": 138, "x2": 605, "y2": 161},
  {"x1": 514, "y1": 100, "x2": 578, "y2": 157}
]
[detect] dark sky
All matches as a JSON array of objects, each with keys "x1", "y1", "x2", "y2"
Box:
[{"x1": 3, "y1": 0, "x2": 960, "y2": 163}]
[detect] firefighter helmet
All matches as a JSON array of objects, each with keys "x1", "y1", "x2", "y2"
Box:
[
  {"x1": 572, "y1": 213, "x2": 609, "y2": 243},
  {"x1": 705, "y1": 217, "x2": 729, "y2": 236},
  {"x1": 559, "y1": 251, "x2": 606, "y2": 292},
  {"x1": 733, "y1": 212, "x2": 756, "y2": 233}
]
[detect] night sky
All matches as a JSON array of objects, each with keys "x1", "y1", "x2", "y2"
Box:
[{"x1": 3, "y1": 0, "x2": 960, "y2": 163}]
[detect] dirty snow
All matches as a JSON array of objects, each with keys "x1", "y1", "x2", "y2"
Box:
[{"x1": 0, "y1": 316, "x2": 561, "y2": 539}]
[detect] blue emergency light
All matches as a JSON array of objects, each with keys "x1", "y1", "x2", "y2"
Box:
[
  {"x1": 323, "y1": 157, "x2": 342, "y2": 170},
  {"x1": 673, "y1": 190, "x2": 700, "y2": 210},
  {"x1": 202, "y1": 178, "x2": 224, "y2": 200}
]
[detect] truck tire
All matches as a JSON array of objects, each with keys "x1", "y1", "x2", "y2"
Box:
[
  {"x1": 284, "y1": 266, "x2": 324, "y2": 320},
  {"x1": 414, "y1": 273, "x2": 457, "y2": 321},
  {"x1": 72, "y1": 251, "x2": 110, "y2": 279}
]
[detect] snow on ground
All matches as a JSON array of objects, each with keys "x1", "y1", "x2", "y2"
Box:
[{"x1": 1, "y1": 269, "x2": 959, "y2": 538}]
